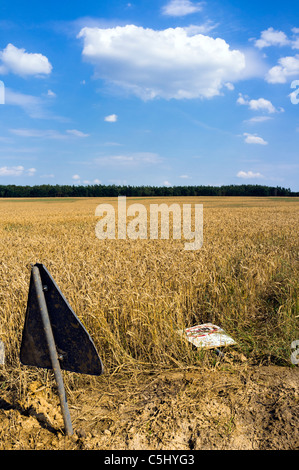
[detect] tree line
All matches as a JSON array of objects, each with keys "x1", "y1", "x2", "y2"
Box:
[{"x1": 0, "y1": 184, "x2": 297, "y2": 198}]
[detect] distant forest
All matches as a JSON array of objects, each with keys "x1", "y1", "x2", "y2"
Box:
[{"x1": 0, "y1": 184, "x2": 298, "y2": 198}]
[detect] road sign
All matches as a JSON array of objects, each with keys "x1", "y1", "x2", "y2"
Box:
[
  {"x1": 20, "y1": 263, "x2": 103, "y2": 375},
  {"x1": 20, "y1": 263, "x2": 104, "y2": 435}
]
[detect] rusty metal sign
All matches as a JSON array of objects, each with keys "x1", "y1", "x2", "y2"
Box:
[
  {"x1": 20, "y1": 263, "x2": 104, "y2": 436},
  {"x1": 20, "y1": 263, "x2": 103, "y2": 375}
]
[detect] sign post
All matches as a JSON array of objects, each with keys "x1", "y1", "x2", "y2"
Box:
[{"x1": 32, "y1": 266, "x2": 73, "y2": 435}]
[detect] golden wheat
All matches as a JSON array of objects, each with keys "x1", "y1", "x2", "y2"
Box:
[{"x1": 0, "y1": 196, "x2": 298, "y2": 394}]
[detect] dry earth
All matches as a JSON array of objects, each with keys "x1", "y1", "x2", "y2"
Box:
[{"x1": 0, "y1": 358, "x2": 298, "y2": 451}]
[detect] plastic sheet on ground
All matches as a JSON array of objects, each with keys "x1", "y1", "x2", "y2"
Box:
[{"x1": 178, "y1": 323, "x2": 236, "y2": 349}]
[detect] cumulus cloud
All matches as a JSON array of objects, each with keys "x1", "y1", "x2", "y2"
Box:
[
  {"x1": 254, "y1": 27, "x2": 290, "y2": 49},
  {"x1": 0, "y1": 44, "x2": 52, "y2": 76},
  {"x1": 161, "y1": 0, "x2": 203, "y2": 17},
  {"x1": 266, "y1": 54, "x2": 299, "y2": 83},
  {"x1": 0, "y1": 165, "x2": 36, "y2": 177},
  {"x1": 224, "y1": 82, "x2": 235, "y2": 91},
  {"x1": 26, "y1": 168, "x2": 36, "y2": 176},
  {"x1": 292, "y1": 38, "x2": 299, "y2": 49},
  {"x1": 77, "y1": 25, "x2": 246, "y2": 100},
  {"x1": 237, "y1": 170, "x2": 264, "y2": 179},
  {"x1": 243, "y1": 133, "x2": 268, "y2": 145},
  {"x1": 237, "y1": 93, "x2": 278, "y2": 113},
  {"x1": 104, "y1": 114, "x2": 118, "y2": 122},
  {"x1": 254, "y1": 27, "x2": 299, "y2": 50},
  {"x1": 252, "y1": 28, "x2": 299, "y2": 83}
]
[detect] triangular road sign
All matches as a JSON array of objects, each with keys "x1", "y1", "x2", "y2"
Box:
[{"x1": 20, "y1": 263, "x2": 103, "y2": 376}]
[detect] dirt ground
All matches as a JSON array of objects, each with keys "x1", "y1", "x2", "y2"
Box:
[{"x1": 0, "y1": 355, "x2": 298, "y2": 451}]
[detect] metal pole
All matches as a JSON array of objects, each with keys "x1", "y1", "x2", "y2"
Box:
[{"x1": 32, "y1": 266, "x2": 74, "y2": 436}]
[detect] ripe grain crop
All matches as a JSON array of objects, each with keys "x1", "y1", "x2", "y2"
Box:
[{"x1": 0, "y1": 196, "x2": 298, "y2": 397}]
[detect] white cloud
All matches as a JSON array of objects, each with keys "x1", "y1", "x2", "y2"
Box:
[
  {"x1": 83, "y1": 178, "x2": 102, "y2": 184},
  {"x1": 47, "y1": 89, "x2": 56, "y2": 97},
  {"x1": 245, "y1": 116, "x2": 273, "y2": 123},
  {"x1": 0, "y1": 43, "x2": 52, "y2": 76},
  {"x1": 10, "y1": 128, "x2": 62, "y2": 138},
  {"x1": 183, "y1": 22, "x2": 218, "y2": 35},
  {"x1": 237, "y1": 170, "x2": 264, "y2": 179},
  {"x1": 254, "y1": 27, "x2": 299, "y2": 50},
  {"x1": 237, "y1": 93, "x2": 278, "y2": 113},
  {"x1": 162, "y1": 0, "x2": 203, "y2": 17},
  {"x1": 77, "y1": 25, "x2": 246, "y2": 100},
  {"x1": 94, "y1": 152, "x2": 162, "y2": 166},
  {"x1": 243, "y1": 133, "x2": 268, "y2": 145},
  {"x1": 254, "y1": 27, "x2": 290, "y2": 49},
  {"x1": 247, "y1": 98, "x2": 277, "y2": 113},
  {"x1": 266, "y1": 54, "x2": 299, "y2": 83},
  {"x1": 10, "y1": 128, "x2": 89, "y2": 139},
  {"x1": 72, "y1": 174, "x2": 80, "y2": 181},
  {"x1": 5, "y1": 88, "x2": 46, "y2": 118},
  {"x1": 0, "y1": 165, "x2": 36, "y2": 177},
  {"x1": 224, "y1": 82, "x2": 235, "y2": 91},
  {"x1": 179, "y1": 174, "x2": 191, "y2": 179},
  {"x1": 163, "y1": 180, "x2": 172, "y2": 186},
  {"x1": 66, "y1": 129, "x2": 89, "y2": 137},
  {"x1": 104, "y1": 114, "x2": 118, "y2": 122},
  {"x1": 291, "y1": 28, "x2": 299, "y2": 49},
  {"x1": 4, "y1": 88, "x2": 66, "y2": 120}
]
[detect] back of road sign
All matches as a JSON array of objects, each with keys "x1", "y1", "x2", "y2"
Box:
[{"x1": 20, "y1": 263, "x2": 103, "y2": 376}]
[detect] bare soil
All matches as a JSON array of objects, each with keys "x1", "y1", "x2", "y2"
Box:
[{"x1": 0, "y1": 358, "x2": 298, "y2": 450}]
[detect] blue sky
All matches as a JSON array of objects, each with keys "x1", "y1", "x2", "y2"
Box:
[{"x1": 0, "y1": 0, "x2": 298, "y2": 190}]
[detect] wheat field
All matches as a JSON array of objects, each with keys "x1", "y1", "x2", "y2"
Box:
[{"x1": 0, "y1": 196, "x2": 298, "y2": 394}]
